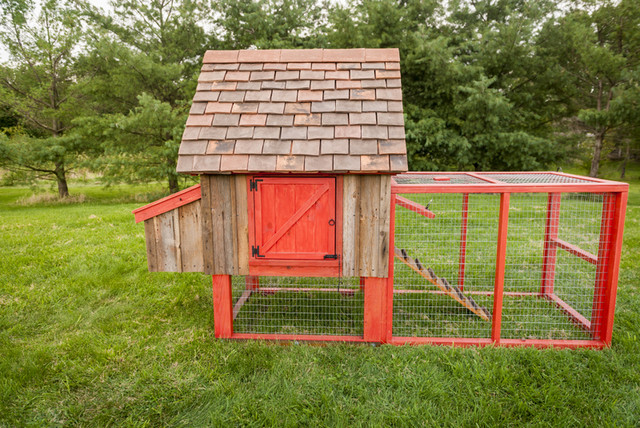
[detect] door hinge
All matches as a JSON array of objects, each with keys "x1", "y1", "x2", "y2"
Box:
[
  {"x1": 252, "y1": 245, "x2": 265, "y2": 258},
  {"x1": 249, "y1": 178, "x2": 263, "y2": 191},
  {"x1": 324, "y1": 254, "x2": 338, "y2": 260}
]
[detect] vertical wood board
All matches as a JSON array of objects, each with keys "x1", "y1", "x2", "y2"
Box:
[
  {"x1": 201, "y1": 175, "x2": 216, "y2": 274},
  {"x1": 377, "y1": 175, "x2": 391, "y2": 276},
  {"x1": 234, "y1": 175, "x2": 250, "y2": 275},
  {"x1": 154, "y1": 210, "x2": 179, "y2": 271},
  {"x1": 178, "y1": 200, "x2": 204, "y2": 272},
  {"x1": 342, "y1": 175, "x2": 360, "y2": 276},
  {"x1": 144, "y1": 219, "x2": 158, "y2": 272}
]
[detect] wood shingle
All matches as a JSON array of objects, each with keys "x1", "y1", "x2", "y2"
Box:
[{"x1": 177, "y1": 48, "x2": 408, "y2": 174}]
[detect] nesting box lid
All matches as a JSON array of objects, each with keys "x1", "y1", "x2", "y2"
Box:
[{"x1": 177, "y1": 48, "x2": 408, "y2": 174}]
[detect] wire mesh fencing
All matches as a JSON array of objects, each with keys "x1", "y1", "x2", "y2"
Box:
[
  {"x1": 392, "y1": 190, "x2": 609, "y2": 343},
  {"x1": 393, "y1": 192, "x2": 499, "y2": 338},
  {"x1": 231, "y1": 275, "x2": 364, "y2": 336}
]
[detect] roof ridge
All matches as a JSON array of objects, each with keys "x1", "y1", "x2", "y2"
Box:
[{"x1": 203, "y1": 48, "x2": 400, "y2": 64}]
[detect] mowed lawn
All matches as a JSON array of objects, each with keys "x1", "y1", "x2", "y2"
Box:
[{"x1": 1, "y1": 176, "x2": 640, "y2": 426}]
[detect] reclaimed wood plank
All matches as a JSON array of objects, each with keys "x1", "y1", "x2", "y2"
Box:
[
  {"x1": 221, "y1": 176, "x2": 236, "y2": 273},
  {"x1": 210, "y1": 176, "x2": 228, "y2": 274},
  {"x1": 342, "y1": 175, "x2": 360, "y2": 276},
  {"x1": 229, "y1": 175, "x2": 239, "y2": 274},
  {"x1": 173, "y1": 209, "x2": 183, "y2": 271},
  {"x1": 155, "y1": 210, "x2": 179, "y2": 271},
  {"x1": 144, "y1": 218, "x2": 158, "y2": 272},
  {"x1": 359, "y1": 175, "x2": 379, "y2": 277},
  {"x1": 377, "y1": 175, "x2": 391, "y2": 277},
  {"x1": 179, "y1": 200, "x2": 204, "y2": 272},
  {"x1": 234, "y1": 175, "x2": 250, "y2": 275},
  {"x1": 200, "y1": 175, "x2": 215, "y2": 274}
]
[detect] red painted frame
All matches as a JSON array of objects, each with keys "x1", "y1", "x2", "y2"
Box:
[
  {"x1": 133, "y1": 184, "x2": 201, "y2": 223},
  {"x1": 389, "y1": 171, "x2": 628, "y2": 348},
  {"x1": 202, "y1": 172, "x2": 628, "y2": 348}
]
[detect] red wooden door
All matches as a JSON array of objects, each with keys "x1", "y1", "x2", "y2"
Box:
[{"x1": 252, "y1": 177, "x2": 336, "y2": 260}]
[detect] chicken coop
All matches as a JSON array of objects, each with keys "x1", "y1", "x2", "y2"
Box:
[{"x1": 133, "y1": 48, "x2": 628, "y2": 348}]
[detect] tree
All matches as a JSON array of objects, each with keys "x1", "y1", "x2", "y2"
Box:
[
  {"x1": 537, "y1": 0, "x2": 640, "y2": 177},
  {"x1": 400, "y1": 0, "x2": 564, "y2": 170},
  {"x1": 0, "y1": 0, "x2": 86, "y2": 197},
  {"x1": 75, "y1": 0, "x2": 211, "y2": 192},
  {"x1": 215, "y1": 0, "x2": 328, "y2": 49}
]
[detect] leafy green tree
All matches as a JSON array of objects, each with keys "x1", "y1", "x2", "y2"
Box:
[
  {"x1": 76, "y1": 0, "x2": 211, "y2": 192},
  {"x1": 0, "y1": 0, "x2": 85, "y2": 197},
  {"x1": 215, "y1": 0, "x2": 328, "y2": 49},
  {"x1": 537, "y1": 0, "x2": 640, "y2": 177},
  {"x1": 405, "y1": 1, "x2": 564, "y2": 170},
  {"x1": 326, "y1": 0, "x2": 437, "y2": 50}
]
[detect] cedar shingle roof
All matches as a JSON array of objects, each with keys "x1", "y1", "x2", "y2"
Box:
[{"x1": 177, "y1": 49, "x2": 408, "y2": 174}]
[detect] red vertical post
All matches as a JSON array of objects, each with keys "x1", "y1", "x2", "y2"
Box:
[
  {"x1": 359, "y1": 277, "x2": 365, "y2": 292},
  {"x1": 592, "y1": 192, "x2": 627, "y2": 344},
  {"x1": 458, "y1": 193, "x2": 469, "y2": 291},
  {"x1": 245, "y1": 275, "x2": 259, "y2": 291},
  {"x1": 540, "y1": 193, "x2": 562, "y2": 296},
  {"x1": 212, "y1": 275, "x2": 233, "y2": 338},
  {"x1": 364, "y1": 277, "x2": 387, "y2": 343},
  {"x1": 491, "y1": 193, "x2": 510, "y2": 344},
  {"x1": 385, "y1": 193, "x2": 397, "y2": 342}
]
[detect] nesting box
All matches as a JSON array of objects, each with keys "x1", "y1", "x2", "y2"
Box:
[{"x1": 133, "y1": 49, "x2": 628, "y2": 348}]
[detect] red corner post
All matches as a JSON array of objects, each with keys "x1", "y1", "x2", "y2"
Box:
[
  {"x1": 212, "y1": 275, "x2": 233, "y2": 338},
  {"x1": 491, "y1": 193, "x2": 510, "y2": 344},
  {"x1": 592, "y1": 191, "x2": 628, "y2": 344},
  {"x1": 540, "y1": 193, "x2": 561, "y2": 295},
  {"x1": 364, "y1": 193, "x2": 397, "y2": 344},
  {"x1": 364, "y1": 277, "x2": 387, "y2": 342}
]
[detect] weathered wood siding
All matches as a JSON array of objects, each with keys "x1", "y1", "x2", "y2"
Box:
[
  {"x1": 342, "y1": 175, "x2": 391, "y2": 278},
  {"x1": 145, "y1": 174, "x2": 392, "y2": 277},
  {"x1": 200, "y1": 174, "x2": 250, "y2": 276},
  {"x1": 144, "y1": 200, "x2": 204, "y2": 272}
]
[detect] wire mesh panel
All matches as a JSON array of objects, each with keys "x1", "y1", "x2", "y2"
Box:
[
  {"x1": 500, "y1": 193, "x2": 600, "y2": 341},
  {"x1": 392, "y1": 193, "x2": 499, "y2": 338},
  {"x1": 482, "y1": 173, "x2": 593, "y2": 184},
  {"x1": 231, "y1": 276, "x2": 364, "y2": 336},
  {"x1": 390, "y1": 188, "x2": 616, "y2": 345},
  {"x1": 394, "y1": 173, "x2": 488, "y2": 185}
]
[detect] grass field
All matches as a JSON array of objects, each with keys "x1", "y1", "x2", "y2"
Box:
[{"x1": 1, "y1": 169, "x2": 640, "y2": 426}]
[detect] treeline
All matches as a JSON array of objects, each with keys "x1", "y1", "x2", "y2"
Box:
[{"x1": 0, "y1": 0, "x2": 639, "y2": 197}]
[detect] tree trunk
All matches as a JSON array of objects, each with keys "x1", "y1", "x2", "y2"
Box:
[
  {"x1": 589, "y1": 133, "x2": 604, "y2": 178},
  {"x1": 621, "y1": 140, "x2": 630, "y2": 179},
  {"x1": 168, "y1": 174, "x2": 179, "y2": 194},
  {"x1": 54, "y1": 162, "x2": 70, "y2": 198}
]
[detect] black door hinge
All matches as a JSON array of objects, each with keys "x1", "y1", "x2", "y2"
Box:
[
  {"x1": 324, "y1": 254, "x2": 338, "y2": 259},
  {"x1": 252, "y1": 245, "x2": 265, "y2": 258},
  {"x1": 249, "y1": 178, "x2": 263, "y2": 191}
]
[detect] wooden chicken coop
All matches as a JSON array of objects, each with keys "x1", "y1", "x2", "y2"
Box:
[{"x1": 133, "y1": 49, "x2": 628, "y2": 348}]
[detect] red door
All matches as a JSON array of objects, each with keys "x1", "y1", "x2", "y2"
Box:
[{"x1": 252, "y1": 177, "x2": 336, "y2": 260}]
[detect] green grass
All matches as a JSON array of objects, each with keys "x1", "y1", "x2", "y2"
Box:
[{"x1": 1, "y1": 170, "x2": 640, "y2": 426}]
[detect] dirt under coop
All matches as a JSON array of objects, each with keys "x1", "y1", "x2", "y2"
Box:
[{"x1": 223, "y1": 172, "x2": 627, "y2": 348}]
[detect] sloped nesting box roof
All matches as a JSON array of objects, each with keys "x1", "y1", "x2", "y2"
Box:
[{"x1": 177, "y1": 48, "x2": 408, "y2": 174}]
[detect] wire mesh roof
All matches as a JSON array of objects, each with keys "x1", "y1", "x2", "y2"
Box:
[
  {"x1": 394, "y1": 173, "x2": 488, "y2": 185},
  {"x1": 482, "y1": 173, "x2": 593, "y2": 184},
  {"x1": 393, "y1": 172, "x2": 599, "y2": 186}
]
